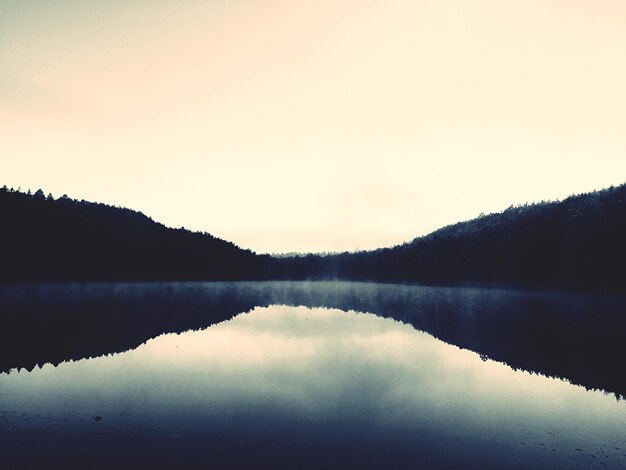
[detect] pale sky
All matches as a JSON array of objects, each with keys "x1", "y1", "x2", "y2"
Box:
[{"x1": 1, "y1": 0, "x2": 625, "y2": 253}]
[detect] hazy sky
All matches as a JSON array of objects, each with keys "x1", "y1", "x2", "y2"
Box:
[{"x1": 2, "y1": 0, "x2": 625, "y2": 253}]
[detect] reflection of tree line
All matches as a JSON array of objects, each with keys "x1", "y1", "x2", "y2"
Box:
[
  {"x1": 1, "y1": 282, "x2": 625, "y2": 399},
  {"x1": 1, "y1": 183, "x2": 625, "y2": 291},
  {"x1": 0, "y1": 283, "x2": 263, "y2": 374}
]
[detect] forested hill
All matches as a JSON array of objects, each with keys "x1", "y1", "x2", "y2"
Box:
[
  {"x1": 284, "y1": 183, "x2": 626, "y2": 292},
  {"x1": 0, "y1": 187, "x2": 267, "y2": 281},
  {"x1": 1, "y1": 184, "x2": 625, "y2": 291}
]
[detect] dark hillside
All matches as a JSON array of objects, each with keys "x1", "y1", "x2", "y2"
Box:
[
  {"x1": 1, "y1": 183, "x2": 625, "y2": 291},
  {"x1": 0, "y1": 187, "x2": 266, "y2": 281},
  {"x1": 276, "y1": 184, "x2": 626, "y2": 292}
]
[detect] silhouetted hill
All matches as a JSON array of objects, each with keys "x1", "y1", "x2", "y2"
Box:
[
  {"x1": 0, "y1": 187, "x2": 267, "y2": 281},
  {"x1": 1, "y1": 183, "x2": 625, "y2": 291},
  {"x1": 279, "y1": 183, "x2": 626, "y2": 292}
]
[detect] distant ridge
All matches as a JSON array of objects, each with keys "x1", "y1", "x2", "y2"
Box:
[{"x1": 1, "y1": 183, "x2": 625, "y2": 291}]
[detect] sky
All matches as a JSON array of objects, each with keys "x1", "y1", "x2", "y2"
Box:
[{"x1": 1, "y1": 0, "x2": 625, "y2": 254}]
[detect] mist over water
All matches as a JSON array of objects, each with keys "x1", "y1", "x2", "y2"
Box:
[{"x1": 1, "y1": 282, "x2": 626, "y2": 468}]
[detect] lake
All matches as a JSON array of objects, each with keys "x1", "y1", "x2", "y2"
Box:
[{"x1": 1, "y1": 282, "x2": 626, "y2": 468}]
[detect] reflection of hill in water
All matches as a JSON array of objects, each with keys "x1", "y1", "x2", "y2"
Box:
[{"x1": 1, "y1": 281, "x2": 625, "y2": 398}]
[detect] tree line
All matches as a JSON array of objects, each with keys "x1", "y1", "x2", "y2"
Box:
[{"x1": 1, "y1": 183, "x2": 624, "y2": 291}]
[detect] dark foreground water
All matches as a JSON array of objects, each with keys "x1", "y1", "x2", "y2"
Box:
[{"x1": 1, "y1": 282, "x2": 625, "y2": 469}]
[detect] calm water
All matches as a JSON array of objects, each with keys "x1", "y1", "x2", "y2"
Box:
[{"x1": 1, "y1": 282, "x2": 626, "y2": 469}]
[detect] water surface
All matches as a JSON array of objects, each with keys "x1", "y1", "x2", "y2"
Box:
[{"x1": 1, "y1": 282, "x2": 625, "y2": 468}]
